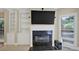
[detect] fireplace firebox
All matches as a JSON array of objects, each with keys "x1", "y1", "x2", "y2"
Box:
[
  {"x1": 30, "y1": 31, "x2": 53, "y2": 50},
  {"x1": 33, "y1": 31, "x2": 52, "y2": 46}
]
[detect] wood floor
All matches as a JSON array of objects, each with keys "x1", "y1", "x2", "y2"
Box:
[
  {"x1": 0, "y1": 45, "x2": 30, "y2": 51},
  {"x1": 0, "y1": 45, "x2": 77, "y2": 51}
]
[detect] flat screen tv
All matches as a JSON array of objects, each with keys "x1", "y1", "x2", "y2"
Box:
[{"x1": 31, "y1": 10, "x2": 55, "y2": 24}]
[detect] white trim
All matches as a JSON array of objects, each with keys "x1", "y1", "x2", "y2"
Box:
[
  {"x1": 74, "y1": 13, "x2": 78, "y2": 47},
  {"x1": 32, "y1": 25, "x2": 54, "y2": 30}
]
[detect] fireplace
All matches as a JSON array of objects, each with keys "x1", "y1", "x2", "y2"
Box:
[
  {"x1": 29, "y1": 30, "x2": 54, "y2": 51},
  {"x1": 29, "y1": 25, "x2": 55, "y2": 51},
  {"x1": 33, "y1": 31, "x2": 52, "y2": 47},
  {"x1": 29, "y1": 10, "x2": 55, "y2": 51}
]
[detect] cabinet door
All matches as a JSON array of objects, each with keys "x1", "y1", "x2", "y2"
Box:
[
  {"x1": 17, "y1": 32, "x2": 30, "y2": 45},
  {"x1": 18, "y1": 9, "x2": 30, "y2": 32},
  {"x1": 7, "y1": 33, "x2": 15, "y2": 45},
  {"x1": 8, "y1": 9, "x2": 17, "y2": 32}
]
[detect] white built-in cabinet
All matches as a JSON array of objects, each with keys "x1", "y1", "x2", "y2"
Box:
[{"x1": 6, "y1": 9, "x2": 31, "y2": 45}]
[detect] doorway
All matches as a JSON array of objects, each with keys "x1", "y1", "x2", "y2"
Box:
[
  {"x1": 0, "y1": 12, "x2": 4, "y2": 47},
  {"x1": 60, "y1": 14, "x2": 77, "y2": 48}
]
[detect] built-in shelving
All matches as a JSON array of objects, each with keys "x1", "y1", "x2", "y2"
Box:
[{"x1": 18, "y1": 9, "x2": 31, "y2": 32}]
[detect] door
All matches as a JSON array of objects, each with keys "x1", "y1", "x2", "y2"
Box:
[
  {"x1": 60, "y1": 14, "x2": 77, "y2": 48},
  {"x1": 0, "y1": 12, "x2": 4, "y2": 47}
]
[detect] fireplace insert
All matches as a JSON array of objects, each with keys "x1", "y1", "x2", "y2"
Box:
[{"x1": 33, "y1": 31, "x2": 52, "y2": 48}]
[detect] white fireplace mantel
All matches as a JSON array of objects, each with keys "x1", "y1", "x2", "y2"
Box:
[{"x1": 30, "y1": 25, "x2": 55, "y2": 47}]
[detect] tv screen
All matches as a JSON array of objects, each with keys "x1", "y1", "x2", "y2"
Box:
[{"x1": 31, "y1": 11, "x2": 55, "y2": 24}]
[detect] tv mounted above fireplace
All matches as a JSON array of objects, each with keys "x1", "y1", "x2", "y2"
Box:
[{"x1": 31, "y1": 10, "x2": 55, "y2": 24}]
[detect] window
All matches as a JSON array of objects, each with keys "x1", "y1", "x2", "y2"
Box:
[{"x1": 0, "y1": 17, "x2": 4, "y2": 40}]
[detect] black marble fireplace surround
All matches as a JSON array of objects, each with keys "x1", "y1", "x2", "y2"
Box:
[{"x1": 29, "y1": 31, "x2": 54, "y2": 51}]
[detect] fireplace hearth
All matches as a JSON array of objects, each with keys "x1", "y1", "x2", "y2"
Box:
[{"x1": 29, "y1": 46, "x2": 54, "y2": 51}]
